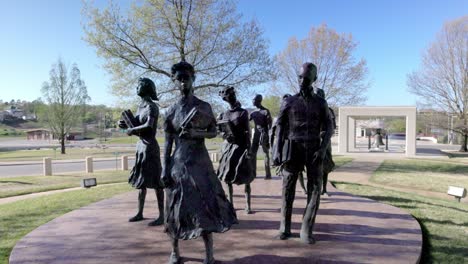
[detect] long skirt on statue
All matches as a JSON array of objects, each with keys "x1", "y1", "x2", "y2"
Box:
[
  {"x1": 128, "y1": 140, "x2": 162, "y2": 189},
  {"x1": 218, "y1": 142, "x2": 254, "y2": 185},
  {"x1": 164, "y1": 138, "x2": 238, "y2": 240}
]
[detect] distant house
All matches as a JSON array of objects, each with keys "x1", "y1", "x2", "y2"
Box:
[
  {"x1": 0, "y1": 111, "x2": 8, "y2": 122},
  {"x1": 66, "y1": 131, "x2": 85, "y2": 140},
  {"x1": 6, "y1": 107, "x2": 24, "y2": 119},
  {"x1": 26, "y1": 129, "x2": 55, "y2": 140}
]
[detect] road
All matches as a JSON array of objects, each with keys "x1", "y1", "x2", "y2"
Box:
[
  {"x1": 0, "y1": 138, "x2": 464, "y2": 178},
  {"x1": 0, "y1": 158, "x2": 136, "y2": 178}
]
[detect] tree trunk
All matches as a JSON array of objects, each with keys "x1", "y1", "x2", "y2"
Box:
[
  {"x1": 460, "y1": 134, "x2": 468, "y2": 152},
  {"x1": 60, "y1": 135, "x2": 66, "y2": 154}
]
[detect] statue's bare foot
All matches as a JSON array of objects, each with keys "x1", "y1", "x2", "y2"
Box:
[
  {"x1": 245, "y1": 207, "x2": 252, "y2": 214},
  {"x1": 148, "y1": 217, "x2": 164, "y2": 226},
  {"x1": 168, "y1": 252, "x2": 181, "y2": 264},
  {"x1": 128, "y1": 214, "x2": 143, "y2": 222}
]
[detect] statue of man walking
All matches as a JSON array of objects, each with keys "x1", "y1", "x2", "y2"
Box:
[{"x1": 273, "y1": 62, "x2": 333, "y2": 244}]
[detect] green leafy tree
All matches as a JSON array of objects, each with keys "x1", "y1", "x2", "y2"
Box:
[
  {"x1": 275, "y1": 24, "x2": 369, "y2": 107},
  {"x1": 262, "y1": 95, "x2": 281, "y2": 118},
  {"x1": 82, "y1": 0, "x2": 273, "y2": 107},
  {"x1": 407, "y1": 16, "x2": 468, "y2": 151},
  {"x1": 41, "y1": 58, "x2": 90, "y2": 154}
]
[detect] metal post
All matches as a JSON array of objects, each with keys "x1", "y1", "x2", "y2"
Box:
[{"x1": 368, "y1": 135, "x2": 371, "y2": 149}]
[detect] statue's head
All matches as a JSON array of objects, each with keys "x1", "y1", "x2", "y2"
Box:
[
  {"x1": 171, "y1": 61, "x2": 195, "y2": 95},
  {"x1": 137, "y1": 77, "x2": 158, "y2": 100},
  {"x1": 219, "y1": 86, "x2": 236, "y2": 103},
  {"x1": 298, "y1": 62, "x2": 317, "y2": 93},
  {"x1": 252, "y1": 94, "x2": 263, "y2": 107}
]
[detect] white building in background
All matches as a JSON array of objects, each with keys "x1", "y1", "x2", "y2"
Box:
[{"x1": 338, "y1": 106, "x2": 417, "y2": 157}]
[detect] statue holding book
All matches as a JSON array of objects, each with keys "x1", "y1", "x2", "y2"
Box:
[
  {"x1": 118, "y1": 77, "x2": 164, "y2": 226},
  {"x1": 217, "y1": 86, "x2": 255, "y2": 214},
  {"x1": 161, "y1": 61, "x2": 237, "y2": 264}
]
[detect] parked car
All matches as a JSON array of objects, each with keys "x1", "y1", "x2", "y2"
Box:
[{"x1": 388, "y1": 133, "x2": 406, "y2": 140}]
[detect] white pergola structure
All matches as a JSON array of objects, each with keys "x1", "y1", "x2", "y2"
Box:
[{"x1": 338, "y1": 106, "x2": 417, "y2": 156}]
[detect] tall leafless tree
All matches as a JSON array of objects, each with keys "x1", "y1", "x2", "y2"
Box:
[
  {"x1": 82, "y1": 0, "x2": 273, "y2": 107},
  {"x1": 41, "y1": 58, "x2": 90, "y2": 154},
  {"x1": 407, "y1": 16, "x2": 468, "y2": 152},
  {"x1": 275, "y1": 24, "x2": 369, "y2": 107}
]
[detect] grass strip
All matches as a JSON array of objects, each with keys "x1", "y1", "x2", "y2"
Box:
[{"x1": 0, "y1": 183, "x2": 133, "y2": 264}]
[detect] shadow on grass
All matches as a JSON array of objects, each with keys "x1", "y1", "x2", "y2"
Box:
[
  {"x1": 416, "y1": 217, "x2": 468, "y2": 263},
  {"x1": 334, "y1": 181, "x2": 468, "y2": 263}
]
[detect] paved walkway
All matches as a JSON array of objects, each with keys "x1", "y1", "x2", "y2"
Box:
[{"x1": 10, "y1": 174, "x2": 422, "y2": 264}]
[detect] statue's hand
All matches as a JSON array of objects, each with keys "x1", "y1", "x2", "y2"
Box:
[
  {"x1": 312, "y1": 149, "x2": 326, "y2": 164},
  {"x1": 246, "y1": 150, "x2": 253, "y2": 160},
  {"x1": 224, "y1": 133, "x2": 235, "y2": 143},
  {"x1": 126, "y1": 128, "x2": 134, "y2": 136},
  {"x1": 118, "y1": 120, "x2": 128, "y2": 129},
  {"x1": 179, "y1": 128, "x2": 192, "y2": 139},
  {"x1": 161, "y1": 169, "x2": 173, "y2": 188},
  {"x1": 272, "y1": 156, "x2": 281, "y2": 167}
]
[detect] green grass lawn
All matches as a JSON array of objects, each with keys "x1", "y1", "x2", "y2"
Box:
[
  {"x1": 0, "y1": 170, "x2": 128, "y2": 198},
  {"x1": 334, "y1": 182, "x2": 468, "y2": 263},
  {"x1": 0, "y1": 183, "x2": 133, "y2": 264},
  {"x1": 332, "y1": 156, "x2": 353, "y2": 167},
  {"x1": 0, "y1": 147, "x2": 135, "y2": 161},
  {"x1": 372, "y1": 159, "x2": 468, "y2": 194}
]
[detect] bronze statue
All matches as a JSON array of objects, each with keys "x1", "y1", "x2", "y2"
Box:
[
  {"x1": 315, "y1": 88, "x2": 336, "y2": 196},
  {"x1": 118, "y1": 77, "x2": 164, "y2": 226},
  {"x1": 161, "y1": 61, "x2": 237, "y2": 264},
  {"x1": 271, "y1": 94, "x2": 307, "y2": 194},
  {"x1": 250, "y1": 94, "x2": 273, "y2": 179},
  {"x1": 217, "y1": 86, "x2": 255, "y2": 214},
  {"x1": 273, "y1": 62, "x2": 333, "y2": 244}
]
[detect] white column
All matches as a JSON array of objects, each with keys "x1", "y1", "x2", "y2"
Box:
[
  {"x1": 85, "y1": 156, "x2": 94, "y2": 173},
  {"x1": 348, "y1": 117, "x2": 356, "y2": 151},
  {"x1": 43, "y1": 157, "x2": 52, "y2": 176},
  {"x1": 121, "y1": 156, "x2": 129, "y2": 171},
  {"x1": 405, "y1": 109, "x2": 417, "y2": 156},
  {"x1": 210, "y1": 152, "x2": 219, "y2": 163},
  {"x1": 338, "y1": 109, "x2": 348, "y2": 154}
]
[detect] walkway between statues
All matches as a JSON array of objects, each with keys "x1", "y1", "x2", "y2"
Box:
[{"x1": 10, "y1": 173, "x2": 422, "y2": 263}]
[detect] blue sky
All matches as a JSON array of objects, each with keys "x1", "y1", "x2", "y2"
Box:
[{"x1": 0, "y1": 0, "x2": 466, "y2": 107}]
